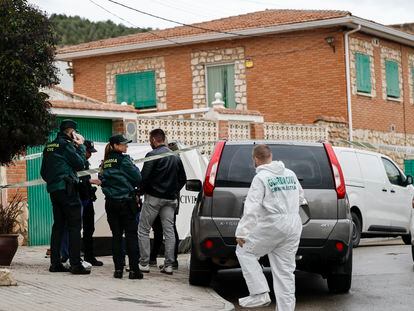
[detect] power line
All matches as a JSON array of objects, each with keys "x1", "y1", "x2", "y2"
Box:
[
  {"x1": 88, "y1": 0, "x2": 182, "y2": 45},
  {"x1": 107, "y1": 0, "x2": 250, "y2": 37}
]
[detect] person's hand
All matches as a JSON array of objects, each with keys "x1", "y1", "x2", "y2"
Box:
[
  {"x1": 236, "y1": 238, "x2": 245, "y2": 247},
  {"x1": 90, "y1": 179, "x2": 101, "y2": 186},
  {"x1": 72, "y1": 132, "x2": 85, "y2": 146}
]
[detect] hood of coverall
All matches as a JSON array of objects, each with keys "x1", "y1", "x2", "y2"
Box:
[{"x1": 256, "y1": 160, "x2": 286, "y2": 175}]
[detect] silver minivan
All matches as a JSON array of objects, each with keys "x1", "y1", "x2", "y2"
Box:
[{"x1": 187, "y1": 140, "x2": 353, "y2": 293}]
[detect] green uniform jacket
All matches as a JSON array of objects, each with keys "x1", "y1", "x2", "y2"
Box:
[
  {"x1": 40, "y1": 132, "x2": 86, "y2": 193},
  {"x1": 100, "y1": 151, "x2": 142, "y2": 200}
]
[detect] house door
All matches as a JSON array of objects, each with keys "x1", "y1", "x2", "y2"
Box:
[{"x1": 26, "y1": 117, "x2": 112, "y2": 245}]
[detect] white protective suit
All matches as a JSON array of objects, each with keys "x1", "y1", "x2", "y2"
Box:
[{"x1": 235, "y1": 160, "x2": 305, "y2": 311}]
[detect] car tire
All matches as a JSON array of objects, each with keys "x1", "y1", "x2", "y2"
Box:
[
  {"x1": 401, "y1": 233, "x2": 411, "y2": 245},
  {"x1": 327, "y1": 247, "x2": 352, "y2": 294},
  {"x1": 189, "y1": 243, "x2": 213, "y2": 286},
  {"x1": 411, "y1": 245, "x2": 414, "y2": 262},
  {"x1": 351, "y1": 212, "x2": 361, "y2": 248}
]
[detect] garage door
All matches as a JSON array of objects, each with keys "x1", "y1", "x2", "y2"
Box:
[{"x1": 26, "y1": 118, "x2": 112, "y2": 245}]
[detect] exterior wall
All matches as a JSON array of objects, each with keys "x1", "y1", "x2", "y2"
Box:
[
  {"x1": 6, "y1": 161, "x2": 27, "y2": 203},
  {"x1": 191, "y1": 47, "x2": 247, "y2": 108},
  {"x1": 350, "y1": 33, "x2": 414, "y2": 134},
  {"x1": 72, "y1": 28, "x2": 414, "y2": 136},
  {"x1": 72, "y1": 28, "x2": 347, "y2": 124},
  {"x1": 106, "y1": 57, "x2": 167, "y2": 110}
]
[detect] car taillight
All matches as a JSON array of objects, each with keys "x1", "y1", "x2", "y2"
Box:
[
  {"x1": 324, "y1": 143, "x2": 346, "y2": 199},
  {"x1": 203, "y1": 141, "x2": 226, "y2": 197},
  {"x1": 335, "y1": 242, "x2": 344, "y2": 252}
]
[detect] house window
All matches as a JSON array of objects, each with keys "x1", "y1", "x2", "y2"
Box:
[
  {"x1": 385, "y1": 60, "x2": 400, "y2": 98},
  {"x1": 207, "y1": 64, "x2": 236, "y2": 108},
  {"x1": 355, "y1": 53, "x2": 371, "y2": 93},
  {"x1": 116, "y1": 71, "x2": 156, "y2": 109}
]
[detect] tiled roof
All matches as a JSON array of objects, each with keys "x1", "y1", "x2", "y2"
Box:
[
  {"x1": 48, "y1": 86, "x2": 136, "y2": 112},
  {"x1": 58, "y1": 9, "x2": 350, "y2": 54},
  {"x1": 50, "y1": 100, "x2": 136, "y2": 112}
]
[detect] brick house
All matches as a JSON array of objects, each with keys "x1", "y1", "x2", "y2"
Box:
[{"x1": 57, "y1": 9, "x2": 414, "y2": 138}]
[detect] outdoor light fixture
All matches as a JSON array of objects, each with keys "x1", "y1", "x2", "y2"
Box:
[
  {"x1": 66, "y1": 61, "x2": 74, "y2": 76},
  {"x1": 325, "y1": 36, "x2": 336, "y2": 53}
]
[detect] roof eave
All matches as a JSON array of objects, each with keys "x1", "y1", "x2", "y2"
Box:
[{"x1": 56, "y1": 16, "x2": 414, "y2": 61}]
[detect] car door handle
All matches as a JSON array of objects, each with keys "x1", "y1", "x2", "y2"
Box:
[
  {"x1": 390, "y1": 189, "x2": 396, "y2": 193},
  {"x1": 382, "y1": 188, "x2": 387, "y2": 192}
]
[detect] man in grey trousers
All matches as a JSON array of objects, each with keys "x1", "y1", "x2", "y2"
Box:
[{"x1": 138, "y1": 129, "x2": 187, "y2": 275}]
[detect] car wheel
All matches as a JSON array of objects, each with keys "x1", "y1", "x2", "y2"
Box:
[
  {"x1": 411, "y1": 245, "x2": 414, "y2": 262},
  {"x1": 189, "y1": 243, "x2": 213, "y2": 286},
  {"x1": 351, "y1": 212, "x2": 361, "y2": 248},
  {"x1": 401, "y1": 233, "x2": 411, "y2": 245},
  {"x1": 327, "y1": 246, "x2": 352, "y2": 294}
]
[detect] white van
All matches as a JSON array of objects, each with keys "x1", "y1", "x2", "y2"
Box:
[
  {"x1": 334, "y1": 147, "x2": 414, "y2": 247},
  {"x1": 88, "y1": 141, "x2": 208, "y2": 255}
]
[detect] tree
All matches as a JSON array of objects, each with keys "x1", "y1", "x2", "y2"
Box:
[
  {"x1": 0, "y1": 0, "x2": 58, "y2": 165},
  {"x1": 49, "y1": 14, "x2": 152, "y2": 46}
]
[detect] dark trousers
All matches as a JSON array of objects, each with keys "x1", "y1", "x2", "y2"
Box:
[
  {"x1": 82, "y1": 199, "x2": 95, "y2": 260},
  {"x1": 50, "y1": 189, "x2": 82, "y2": 267},
  {"x1": 150, "y1": 213, "x2": 179, "y2": 262},
  {"x1": 105, "y1": 199, "x2": 139, "y2": 271}
]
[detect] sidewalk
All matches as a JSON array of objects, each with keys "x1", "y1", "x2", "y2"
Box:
[{"x1": 0, "y1": 246, "x2": 234, "y2": 311}]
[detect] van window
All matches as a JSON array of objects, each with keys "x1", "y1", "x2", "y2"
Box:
[
  {"x1": 216, "y1": 144, "x2": 334, "y2": 189},
  {"x1": 336, "y1": 150, "x2": 362, "y2": 180},
  {"x1": 357, "y1": 153, "x2": 386, "y2": 183},
  {"x1": 381, "y1": 158, "x2": 404, "y2": 186}
]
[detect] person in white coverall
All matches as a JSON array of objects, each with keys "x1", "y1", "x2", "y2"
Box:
[{"x1": 235, "y1": 144, "x2": 305, "y2": 310}]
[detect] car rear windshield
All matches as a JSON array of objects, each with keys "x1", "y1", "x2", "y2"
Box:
[{"x1": 216, "y1": 144, "x2": 334, "y2": 189}]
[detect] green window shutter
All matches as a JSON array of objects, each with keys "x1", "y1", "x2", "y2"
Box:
[
  {"x1": 116, "y1": 71, "x2": 156, "y2": 109},
  {"x1": 385, "y1": 60, "x2": 400, "y2": 98},
  {"x1": 355, "y1": 53, "x2": 371, "y2": 93},
  {"x1": 207, "y1": 64, "x2": 236, "y2": 108}
]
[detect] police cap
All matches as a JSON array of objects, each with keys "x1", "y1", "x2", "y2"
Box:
[
  {"x1": 84, "y1": 140, "x2": 97, "y2": 153},
  {"x1": 59, "y1": 119, "x2": 77, "y2": 131},
  {"x1": 109, "y1": 134, "x2": 132, "y2": 145}
]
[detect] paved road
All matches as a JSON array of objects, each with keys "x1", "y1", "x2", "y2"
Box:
[
  {"x1": 1, "y1": 246, "x2": 232, "y2": 311},
  {"x1": 213, "y1": 238, "x2": 414, "y2": 311}
]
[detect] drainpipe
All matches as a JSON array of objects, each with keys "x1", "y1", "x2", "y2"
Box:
[{"x1": 344, "y1": 25, "x2": 361, "y2": 142}]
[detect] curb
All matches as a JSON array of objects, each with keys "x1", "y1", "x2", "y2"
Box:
[{"x1": 205, "y1": 287, "x2": 235, "y2": 311}]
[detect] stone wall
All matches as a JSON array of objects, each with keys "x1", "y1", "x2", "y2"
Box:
[
  {"x1": 106, "y1": 57, "x2": 167, "y2": 109},
  {"x1": 381, "y1": 46, "x2": 403, "y2": 101},
  {"x1": 409, "y1": 53, "x2": 414, "y2": 104},
  {"x1": 191, "y1": 47, "x2": 246, "y2": 108},
  {"x1": 349, "y1": 37, "x2": 376, "y2": 97}
]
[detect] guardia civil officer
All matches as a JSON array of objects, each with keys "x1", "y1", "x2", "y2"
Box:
[
  {"x1": 79, "y1": 140, "x2": 103, "y2": 266},
  {"x1": 40, "y1": 119, "x2": 90, "y2": 275},
  {"x1": 100, "y1": 134, "x2": 143, "y2": 279}
]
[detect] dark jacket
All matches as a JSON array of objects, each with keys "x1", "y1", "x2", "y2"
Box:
[
  {"x1": 100, "y1": 151, "x2": 142, "y2": 200},
  {"x1": 40, "y1": 132, "x2": 86, "y2": 193},
  {"x1": 78, "y1": 161, "x2": 96, "y2": 201},
  {"x1": 141, "y1": 145, "x2": 187, "y2": 200}
]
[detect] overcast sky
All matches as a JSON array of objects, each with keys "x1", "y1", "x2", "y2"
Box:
[{"x1": 31, "y1": 0, "x2": 413, "y2": 30}]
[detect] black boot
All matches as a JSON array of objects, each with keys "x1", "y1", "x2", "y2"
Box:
[
  {"x1": 85, "y1": 257, "x2": 103, "y2": 266},
  {"x1": 114, "y1": 270, "x2": 123, "y2": 279},
  {"x1": 129, "y1": 270, "x2": 144, "y2": 279},
  {"x1": 70, "y1": 265, "x2": 91, "y2": 275},
  {"x1": 49, "y1": 264, "x2": 70, "y2": 273}
]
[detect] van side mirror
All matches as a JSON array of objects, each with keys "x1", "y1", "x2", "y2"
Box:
[
  {"x1": 186, "y1": 179, "x2": 202, "y2": 192},
  {"x1": 405, "y1": 175, "x2": 413, "y2": 186}
]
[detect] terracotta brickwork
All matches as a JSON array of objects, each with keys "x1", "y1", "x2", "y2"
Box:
[
  {"x1": 350, "y1": 33, "x2": 414, "y2": 134},
  {"x1": 72, "y1": 28, "x2": 414, "y2": 136},
  {"x1": 6, "y1": 161, "x2": 27, "y2": 203}
]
